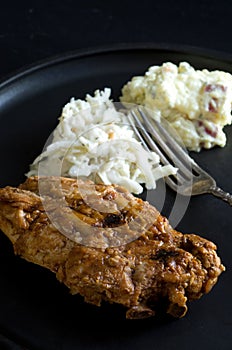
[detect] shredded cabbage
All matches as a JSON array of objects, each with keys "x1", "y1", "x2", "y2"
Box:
[{"x1": 27, "y1": 88, "x2": 177, "y2": 194}]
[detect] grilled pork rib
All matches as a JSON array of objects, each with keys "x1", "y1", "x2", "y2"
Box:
[{"x1": 0, "y1": 176, "x2": 225, "y2": 319}]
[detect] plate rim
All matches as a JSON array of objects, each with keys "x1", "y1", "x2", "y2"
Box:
[
  {"x1": 0, "y1": 41, "x2": 231, "y2": 350},
  {"x1": 2, "y1": 42, "x2": 232, "y2": 89}
]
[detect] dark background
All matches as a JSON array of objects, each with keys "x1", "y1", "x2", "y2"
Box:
[
  {"x1": 1, "y1": 0, "x2": 232, "y2": 80},
  {"x1": 1, "y1": 0, "x2": 232, "y2": 349}
]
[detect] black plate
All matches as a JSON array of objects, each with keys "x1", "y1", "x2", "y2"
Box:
[{"x1": 0, "y1": 44, "x2": 232, "y2": 350}]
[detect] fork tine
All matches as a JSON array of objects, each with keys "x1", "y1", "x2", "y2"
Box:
[
  {"x1": 129, "y1": 110, "x2": 188, "y2": 189},
  {"x1": 129, "y1": 110, "x2": 167, "y2": 159},
  {"x1": 138, "y1": 108, "x2": 190, "y2": 163},
  {"x1": 139, "y1": 107, "x2": 201, "y2": 172},
  {"x1": 127, "y1": 112, "x2": 150, "y2": 152},
  {"x1": 133, "y1": 108, "x2": 194, "y2": 180},
  {"x1": 139, "y1": 108, "x2": 207, "y2": 177},
  {"x1": 129, "y1": 110, "x2": 178, "y2": 171}
]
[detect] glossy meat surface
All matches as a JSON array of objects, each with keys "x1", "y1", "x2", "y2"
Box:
[{"x1": 0, "y1": 176, "x2": 225, "y2": 319}]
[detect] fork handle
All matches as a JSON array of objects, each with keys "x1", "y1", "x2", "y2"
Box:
[{"x1": 208, "y1": 186, "x2": 232, "y2": 206}]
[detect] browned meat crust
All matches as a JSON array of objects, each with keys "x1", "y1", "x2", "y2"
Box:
[{"x1": 0, "y1": 176, "x2": 225, "y2": 319}]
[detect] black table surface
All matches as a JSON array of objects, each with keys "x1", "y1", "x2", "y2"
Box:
[
  {"x1": 1, "y1": 0, "x2": 232, "y2": 79},
  {"x1": 1, "y1": 1, "x2": 232, "y2": 349}
]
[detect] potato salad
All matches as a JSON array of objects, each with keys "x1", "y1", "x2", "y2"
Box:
[{"x1": 121, "y1": 62, "x2": 232, "y2": 151}]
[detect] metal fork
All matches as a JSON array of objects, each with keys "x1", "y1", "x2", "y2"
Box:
[{"x1": 128, "y1": 107, "x2": 232, "y2": 206}]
